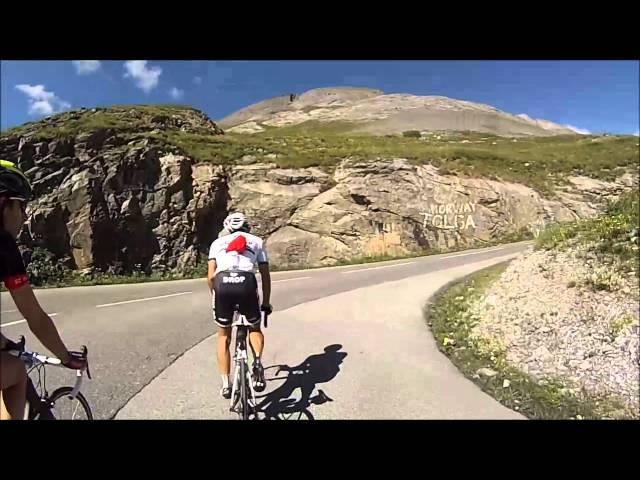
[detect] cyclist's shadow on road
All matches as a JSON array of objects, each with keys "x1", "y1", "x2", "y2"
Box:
[{"x1": 256, "y1": 344, "x2": 347, "y2": 420}]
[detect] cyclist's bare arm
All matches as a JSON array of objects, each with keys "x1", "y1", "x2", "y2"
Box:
[
  {"x1": 9, "y1": 283, "x2": 71, "y2": 364},
  {"x1": 207, "y1": 259, "x2": 217, "y2": 293},
  {"x1": 258, "y1": 262, "x2": 271, "y2": 305}
]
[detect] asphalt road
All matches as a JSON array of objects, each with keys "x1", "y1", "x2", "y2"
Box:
[{"x1": 1, "y1": 241, "x2": 530, "y2": 419}]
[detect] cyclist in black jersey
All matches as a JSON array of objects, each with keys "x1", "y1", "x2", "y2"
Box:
[{"x1": 0, "y1": 160, "x2": 87, "y2": 420}]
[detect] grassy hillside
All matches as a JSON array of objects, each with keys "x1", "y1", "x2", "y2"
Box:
[
  {"x1": 535, "y1": 189, "x2": 639, "y2": 279},
  {"x1": 170, "y1": 129, "x2": 637, "y2": 195},
  {"x1": 0, "y1": 105, "x2": 219, "y2": 140},
  {"x1": 2, "y1": 106, "x2": 638, "y2": 196}
]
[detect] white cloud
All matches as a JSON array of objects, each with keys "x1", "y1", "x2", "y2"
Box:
[
  {"x1": 15, "y1": 84, "x2": 55, "y2": 102},
  {"x1": 72, "y1": 60, "x2": 101, "y2": 75},
  {"x1": 565, "y1": 124, "x2": 591, "y2": 135},
  {"x1": 15, "y1": 84, "x2": 71, "y2": 116},
  {"x1": 193, "y1": 76, "x2": 202, "y2": 85},
  {"x1": 123, "y1": 60, "x2": 162, "y2": 93},
  {"x1": 169, "y1": 87, "x2": 184, "y2": 100},
  {"x1": 29, "y1": 100, "x2": 54, "y2": 116}
]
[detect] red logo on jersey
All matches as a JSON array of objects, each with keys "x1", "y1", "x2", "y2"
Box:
[
  {"x1": 226, "y1": 235, "x2": 247, "y2": 254},
  {"x1": 4, "y1": 274, "x2": 29, "y2": 291}
]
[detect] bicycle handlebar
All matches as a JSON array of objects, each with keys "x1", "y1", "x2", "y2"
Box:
[{"x1": 5, "y1": 335, "x2": 91, "y2": 378}]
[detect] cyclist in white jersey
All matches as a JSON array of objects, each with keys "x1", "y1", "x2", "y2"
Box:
[{"x1": 207, "y1": 212, "x2": 272, "y2": 399}]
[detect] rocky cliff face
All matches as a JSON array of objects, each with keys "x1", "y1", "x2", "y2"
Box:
[
  {"x1": 0, "y1": 106, "x2": 636, "y2": 275},
  {"x1": 0, "y1": 107, "x2": 225, "y2": 275},
  {"x1": 241, "y1": 159, "x2": 635, "y2": 268}
]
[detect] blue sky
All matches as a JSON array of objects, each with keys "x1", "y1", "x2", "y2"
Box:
[{"x1": 1, "y1": 60, "x2": 638, "y2": 134}]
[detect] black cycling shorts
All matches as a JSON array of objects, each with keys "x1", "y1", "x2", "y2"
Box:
[{"x1": 213, "y1": 271, "x2": 261, "y2": 328}]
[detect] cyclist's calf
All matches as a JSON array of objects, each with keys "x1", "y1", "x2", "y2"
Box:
[
  {"x1": 217, "y1": 327, "x2": 233, "y2": 376},
  {"x1": 249, "y1": 327, "x2": 264, "y2": 359},
  {"x1": 218, "y1": 326, "x2": 233, "y2": 343}
]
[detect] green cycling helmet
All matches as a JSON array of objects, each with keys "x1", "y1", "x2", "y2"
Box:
[{"x1": 0, "y1": 159, "x2": 32, "y2": 201}]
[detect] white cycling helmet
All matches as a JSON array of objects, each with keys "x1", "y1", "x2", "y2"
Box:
[{"x1": 223, "y1": 212, "x2": 249, "y2": 233}]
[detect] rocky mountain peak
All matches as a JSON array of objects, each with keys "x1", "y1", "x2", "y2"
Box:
[{"x1": 219, "y1": 87, "x2": 579, "y2": 137}]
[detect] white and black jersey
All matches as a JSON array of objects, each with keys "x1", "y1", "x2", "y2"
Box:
[
  {"x1": 208, "y1": 231, "x2": 269, "y2": 327},
  {"x1": 208, "y1": 231, "x2": 268, "y2": 273}
]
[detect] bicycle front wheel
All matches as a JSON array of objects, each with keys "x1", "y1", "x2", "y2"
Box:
[{"x1": 48, "y1": 387, "x2": 93, "y2": 420}]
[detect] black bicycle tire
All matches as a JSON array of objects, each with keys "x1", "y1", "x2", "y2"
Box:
[
  {"x1": 239, "y1": 361, "x2": 249, "y2": 420},
  {"x1": 48, "y1": 386, "x2": 94, "y2": 420}
]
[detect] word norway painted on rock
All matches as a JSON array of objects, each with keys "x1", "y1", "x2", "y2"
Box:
[{"x1": 421, "y1": 202, "x2": 477, "y2": 230}]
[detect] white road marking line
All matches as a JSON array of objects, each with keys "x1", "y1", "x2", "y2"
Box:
[
  {"x1": 341, "y1": 261, "x2": 416, "y2": 274},
  {"x1": 96, "y1": 291, "x2": 192, "y2": 308},
  {"x1": 2, "y1": 313, "x2": 58, "y2": 328},
  {"x1": 1, "y1": 309, "x2": 18, "y2": 314},
  {"x1": 272, "y1": 277, "x2": 312, "y2": 284},
  {"x1": 442, "y1": 247, "x2": 506, "y2": 259},
  {"x1": 2, "y1": 319, "x2": 27, "y2": 327}
]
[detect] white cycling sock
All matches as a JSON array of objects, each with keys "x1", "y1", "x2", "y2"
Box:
[{"x1": 221, "y1": 375, "x2": 229, "y2": 389}]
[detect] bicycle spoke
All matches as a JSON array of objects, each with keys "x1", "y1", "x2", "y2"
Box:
[{"x1": 71, "y1": 400, "x2": 81, "y2": 420}]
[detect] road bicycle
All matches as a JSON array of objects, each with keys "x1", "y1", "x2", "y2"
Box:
[
  {"x1": 225, "y1": 311, "x2": 336, "y2": 421},
  {"x1": 228, "y1": 308, "x2": 268, "y2": 420},
  {"x1": 4, "y1": 336, "x2": 93, "y2": 420}
]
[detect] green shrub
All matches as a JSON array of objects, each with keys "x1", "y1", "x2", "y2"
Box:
[
  {"x1": 535, "y1": 190, "x2": 639, "y2": 274},
  {"x1": 583, "y1": 267, "x2": 625, "y2": 291},
  {"x1": 25, "y1": 248, "x2": 72, "y2": 287},
  {"x1": 535, "y1": 222, "x2": 579, "y2": 249},
  {"x1": 402, "y1": 130, "x2": 422, "y2": 138},
  {"x1": 609, "y1": 314, "x2": 635, "y2": 338},
  {"x1": 536, "y1": 190, "x2": 638, "y2": 250}
]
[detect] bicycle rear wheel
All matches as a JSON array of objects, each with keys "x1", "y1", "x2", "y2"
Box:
[
  {"x1": 47, "y1": 387, "x2": 93, "y2": 420},
  {"x1": 239, "y1": 362, "x2": 250, "y2": 420}
]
